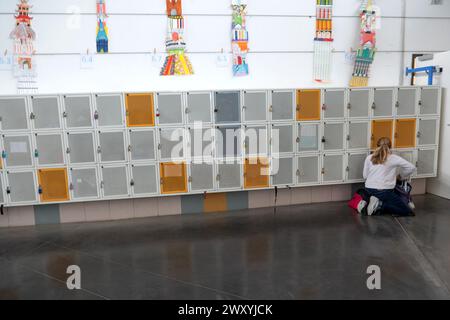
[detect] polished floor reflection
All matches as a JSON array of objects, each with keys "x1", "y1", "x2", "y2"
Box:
[{"x1": 1, "y1": 194, "x2": 450, "y2": 300}]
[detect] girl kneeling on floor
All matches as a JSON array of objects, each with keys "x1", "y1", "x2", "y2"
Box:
[{"x1": 363, "y1": 137, "x2": 416, "y2": 216}]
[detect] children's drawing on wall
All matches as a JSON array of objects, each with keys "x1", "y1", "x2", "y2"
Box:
[
  {"x1": 160, "y1": 0, "x2": 194, "y2": 76},
  {"x1": 231, "y1": 0, "x2": 249, "y2": 77},
  {"x1": 9, "y1": 0, "x2": 38, "y2": 93},
  {"x1": 313, "y1": 0, "x2": 334, "y2": 82},
  {"x1": 350, "y1": 0, "x2": 378, "y2": 87},
  {"x1": 96, "y1": 0, "x2": 109, "y2": 53}
]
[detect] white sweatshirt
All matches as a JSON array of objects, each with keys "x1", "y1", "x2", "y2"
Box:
[{"x1": 363, "y1": 154, "x2": 416, "y2": 190}]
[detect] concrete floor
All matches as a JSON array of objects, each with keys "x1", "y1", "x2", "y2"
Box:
[{"x1": 0, "y1": 194, "x2": 450, "y2": 300}]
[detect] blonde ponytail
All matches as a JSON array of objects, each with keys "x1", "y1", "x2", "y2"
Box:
[{"x1": 371, "y1": 137, "x2": 392, "y2": 165}]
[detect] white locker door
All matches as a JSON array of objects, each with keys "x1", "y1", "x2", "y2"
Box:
[
  {"x1": 7, "y1": 170, "x2": 37, "y2": 204},
  {"x1": 215, "y1": 91, "x2": 241, "y2": 124},
  {"x1": 271, "y1": 90, "x2": 295, "y2": 121},
  {"x1": 189, "y1": 127, "x2": 213, "y2": 159},
  {"x1": 3, "y1": 134, "x2": 33, "y2": 168},
  {"x1": 348, "y1": 88, "x2": 370, "y2": 118},
  {"x1": 157, "y1": 93, "x2": 184, "y2": 125},
  {"x1": 420, "y1": 87, "x2": 440, "y2": 116},
  {"x1": 98, "y1": 131, "x2": 126, "y2": 162},
  {"x1": 95, "y1": 94, "x2": 124, "y2": 127},
  {"x1": 323, "y1": 89, "x2": 345, "y2": 119},
  {"x1": 347, "y1": 153, "x2": 367, "y2": 182},
  {"x1": 101, "y1": 165, "x2": 129, "y2": 197},
  {"x1": 159, "y1": 128, "x2": 185, "y2": 160},
  {"x1": 129, "y1": 129, "x2": 156, "y2": 161},
  {"x1": 186, "y1": 92, "x2": 212, "y2": 124},
  {"x1": 297, "y1": 155, "x2": 320, "y2": 184},
  {"x1": 243, "y1": 91, "x2": 267, "y2": 122},
  {"x1": 373, "y1": 88, "x2": 394, "y2": 117},
  {"x1": 417, "y1": 149, "x2": 437, "y2": 177},
  {"x1": 244, "y1": 125, "x2": 268, "y2": 157},
  {"x1": 348, "y1": 122, "x2": 369, "y2": 150},
  {"x1": 131, "y1": 164, "x2": 158, "y2": 195},
  {"x1": 322, "y1": 154, "x2": 344, "y2": 183},
  {"x1": 272, "y1": 157, "x2": 294, "y2": 186},
  {"x1": 217, "y1": 161, "x2": 242, "y2": 190},
  {"x1": 0, "y1": 97, "x2": 29, "y2": 131},
  {"x1": 64, "y1": 95, "x2": 93, "y2": 129},
  {"x1": 35, "y1": 133, "x2": 65, "y2": 166},
  {"x1": 323, "y1": 122, "x2": 345, "y2": 151},
  {"x1": 417, "y1": 118, "x2": 438, "y2": 146},
  {"x1": 190, "y1": 162, "x2": 214, "y2": 191},
  {"x1": 271, "y1": 123, "x2": 294, "y2": 154},
  {"x1": 297, "y1": 123, "x2": 319, "y2": 153},
  {"x1": 215, "y1": 125, "x2": 242, "y2": 158},
  {"x1": 396, "y1": 88, "x2": 417, "y2": 117}
]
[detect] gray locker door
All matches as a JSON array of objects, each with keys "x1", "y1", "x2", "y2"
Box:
[
  {"x1": 189, "y1": 127, "x2": 213, "y2": 158},
  {"x1": 373, "y1": 89, "x2": 394, "y2": 117},
  {"x1": 245, "y1": 126, "x2": 268, "y2": 156},
  {"x1": 323, "y1": 123, "x2": 344, "y2": 151},
  {"x1": 32, "y1": 97, "x2": 61, "y2": 129},
  {"x1": 323, "y1": 154, "x2": 344, "y2": 182},
  {"x1": 190, "y1": 163, "x2": 214, "y2": 191},
  {"x1": 298, "y1": 123, "x2": 319, "y2": 152},
  {"x1": 297, "y1": 156, "x2": 319, "y2": 184},
  {"x1": 0, "y1": 97, "x2": 28, "y2": 130},
  {"x1": 129, "y1": 130, "x2": 155, "y2": 161},
  {"x1": 187, "y1": 93, "x2": 212, "y2": 123},
  {"x1": 272, "y1": 91, "x2": 294, "y2": 121},
  {"x1": 420, "y1": 88, "x2": 439, "y2": 115},
  {"x1": 0, "y1": 177, "x2": 3, "y2": 204},
  {"x1": 215, "y1": 91, "x2": 241, "y2": 123},
  {"x1": 324, "y1": 90, "x2": 345, "y2": 119},
  {"x1": 157, "y1": 93, "x2": 183, "y2": 125},
  {"x1": 418, "y1": 119, "x2": 438, "y2": 146},
  {"x1": 397, "y1": 88, "x2": 417, "y2": 116},
  {"x1": 4, "y1": 135, "x2": 32, "y2": 167},
  {"x1": 348, "y1": 122, "x2": 369, "y2": 149},
  {"x1": 67, "y1": 132, "x2": 95, "y2": 164},
  {"x1": 348, "y1": 153, "x2": 367, "y2": 181},
  {"x1": 244, "y1": 91, "x2": 267, "y2": 122},
  {"x1": 349, "y1": 89, "x2": 370, "y2": 118},
  {"x1": 95, "y1": 94, "x2": 124, "y2": 127},
  {"x1": 64, "y1": 96, "x2": 92, "y2": 128},
  {"x1": 272, "y1": 124, "x2": 293, "y2": 154},
  {"x1": 394, "y1": 150, "x2": 414, "y2": 163},
  {"x1": 218, "y1": 162, "x2": 241, "y2": 189},
  {"x1": 71, "y1": 167, "x2": 98, "y2": 199},
  {"x1": 102, "y1": 166, "x2": 128, "y2": 197},
  {"x1": 8, "y1": 171, "x2": 36, "y2": 203},
  {"x1": 216, "y1": 126, "x2": 241, "y2": 158},
  {"x1": 160, "y1": 128, "x2": 184, "y2": 159},
  {"x1": 36, "y1": 134, "x2": 64, "y2": 165},
  {"x1": 417, "y1": 149, "x2": 436, "y2": 176},
  {"x1": 99, "y1": 131, "x2": 126, "y2": 162},
  {"x1": 272, "y1": 157, "x2": 293, "y2": 186},
  {"x1": 132, "y1": 164, "x2": 157, "y2": 195}
]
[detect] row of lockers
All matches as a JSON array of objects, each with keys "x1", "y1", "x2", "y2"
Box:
[
  {"x1": 0, "y1": 87, "x2": 441, "y2": 131},
  {"x1": 0, "y1": 148, "x2": 438, "y2": 206},
  {"x1": 0, "y1": 118, "x2": 440, "y2": 169}
]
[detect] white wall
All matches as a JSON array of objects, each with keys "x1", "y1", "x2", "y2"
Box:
[
  {"x1": 0, "y1": 0, "x2": 449, "y2": 95},
  {"x1": 416, "y1": 51, "x2": 450, "y2": 199}
]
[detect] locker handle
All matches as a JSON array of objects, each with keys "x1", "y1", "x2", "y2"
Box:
[
  {"x1": 6, "y1": 187, "x2": 10, "y2": 194},
  {"x1": 395, "y1": 101, "x2": 400, "y2": 108},
  {"x1": 417, "y1": 132, "x2": 421, "y2": 138},
  {"x1": 216, "y1": 174, "x2": 220, "y2": 181},
  {"x1": 296, "y1": 169, "x2": 300, "y2": 176},
  {"x1": 128, "y1": 145, "x2": 132, "y2": 152},
  {"x1": 130, "y1": 179, "x2": 135, "y2": 186},
  {"x1": 370, "y1": 134, "x2": 375, "y2": 140},
  {"x1": 346, "y1": 166, "x2": 350, "y2": 172},
  {"x1": 97, "y1": 146, "x2": 101, "y2": 153},
  {"x1": 63, "y1": 111, "x2": 68, "y2": 118},
  {"x1": 188, "y1": 176, "x2": 193, "y2": 182},
  {"x1": 269, "y1": 105, "x2": 273, "y2": 112},
  {"x1": 296, "y1": 137, "x2": 300, "y2": 143},
  {"x1": 158, "y1": 143, "x2": 161, "y2": 150},
  {"x1": 69, "y1": 183, "x2": 74, "y2": 190},
  {"x1": 394, "y1": 132, "x2": 399, "y2": 139},
  {"x1": 160, "y1": 178, "x2": 164, "y2": 185},
  {"x1": 347, "y1": 103, "x2": 352, "y2": 110},
  {"x1": 100, "y1": 181, "x2": 104, "y2": 188},
  {"x1": 242, "y1": 106, "x2": 246, "y2": 110},
  {"x1": 346, "y1": 135, "x2": 350, "y2": 141},
  {"x1": 185, "y1": 108, "x2": 190, "y2": 114},
  {"x1": 321, "y1": 137, "x2": 326, "y2": 143},
  {"x1": 1, "y1": 151, "x2": 6, "y2": 159},
  {"x1": 34, "y1": 149, "x2": 39, "y2": 158},
  {"x1": 38, "y1": 185, "x2": 43, "y2": 194},
  {"x1": 66, "y1": 147, "x2": 71, "y2": 154},
  {"x1": 322, "y1": 104, "x2": 327, "y2": 111},
  {"x1": 30, "y1": 112, "x2": 35, "y2": 120},
  {"x1": 214, "y1": 108, "x2": 218, "y2": 113},
  {"x1": 321, "y1": 168, "x2": 325, "y2": 175},
  {"x1": 296, "y1": 105, "x2": 301, "y2": 111},
  {"x1": 371, "y1": 102, "x2": 376, "y2": 110},
  {"x1": 418, "y1": 100, "x2": 422, "y2": 106},
  {"x1": 94, "y1": 110, "x2": 99, "y2": 120}
]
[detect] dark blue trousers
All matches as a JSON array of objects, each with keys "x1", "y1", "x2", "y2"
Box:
[{"x1": 365, "y1": 188, "x2": 413, "y2": 217}]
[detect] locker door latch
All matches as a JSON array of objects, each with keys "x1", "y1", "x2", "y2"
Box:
[
  {"x1": 128, "y1": 145, "x2": 132, "y2": 152},
  {"x1": 322, "y1": 104, "x2": 327, "y2": 111},
  {"x1": 94, "y1": 110, "x2": 99, "y2": 120},
  {"x1": 38, "y1": 185, "x2": 43, "y2": 194},
  {"x1": 346, "y1": 135, "x2": 351, "y2": 141},
  {"x1": 347, "y1": 103, "x2": 352, "y2": 110},
  {"x1": 296, "y1": 169, "x2": 300, "y2": 176},
  {"x1": 216, "y1": 174, "x2": 220, "y2": 181},
  {"x1": 371, "y1": 102, "x2": 376, "y2": 110},
  {"x1": 321, "y1": 137, "x2": 326, "y2": 143},
  {"x1": 100, "y1": 181, "x2": 104, "y2": 188},
  {"x1": 188, "y1": 176, "x2": 193, "y2": 183},
  {"x1": 417, "y1": 132, "x2": 422, "y2": 138},
  {"x1": 69, "y1": 183, "x2": 74, "y2": 190},
  {"x1": 321, "y1": 168, "x2": 325, "y2": 175},
  {"x1": 395, "y1": 101, "x2": 400, "y2": 108},
  {"x1": 269, "y1": 105, "x2": 273, "y2": 112},
  {"x1": 66, "y1": 147, "x2": 71, "y2": 154},
  {"x1": 34, "y1": 149, "x2": 39, "y2": 158},
  {"x1": 130, "y1": 179, "x2": 135, "y2": 187},
  {"x1": 418, "y1": 100, "x2": 422, "y2": 107},
  {"x1": 6, "y1": 187, "x2": 11, "y2": 194},
  {"x1": 30, "y1": 112, "x2": 35, "y2": 120},
  {"x1": 2, "y1": 150, "x2": 6, "y2": 159},
  {"x1": 346, "y1": 166, "x2": 350, "y2": 172},
  {"x1": 63, "y1": 111, "x2": 68, "y2": 118},
  {"x1": 296, "y1": 137, "x2": 300, "y2": 143},
  {"x1": 97, "y1": 146, "x2": 102, "y2": 153}
]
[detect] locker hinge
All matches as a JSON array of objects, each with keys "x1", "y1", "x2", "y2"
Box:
[
  {"x1": 94, "y1": 110, "x2": 99, "y2": 120},
  {"x1": 29, "y1": 112, "x2": 35, "y2": 120}
]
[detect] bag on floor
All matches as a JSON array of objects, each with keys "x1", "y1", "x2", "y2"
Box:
[
  {"x1": 348, "y1": 188, "x2": 371, "y2": 214},
  {"x1": 395, "y1": 179, "x2": 414, "y2": 210}
]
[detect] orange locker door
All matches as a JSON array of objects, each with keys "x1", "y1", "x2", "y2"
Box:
[
  {"x1": 38, "y1": 168, "x2": 70, "y2": 202},
  {"x1": 244, "y1": 157, "x2": 270, "y2": 189},
  {"x1": 395, "y1": 119, "x2": 416, "y2": 149},
  {"x1": 160, "y1": 162, "x2": 188, "y2": 194},
  {"x1": 296, "y1": 89, "x2": 321, "y2": 121},
  {"x1": 125, "y1": 93, "x2": 155, "y2": 127},
  {"x1": 371, "y1": 120, "x2": 393, "y2": 149}
]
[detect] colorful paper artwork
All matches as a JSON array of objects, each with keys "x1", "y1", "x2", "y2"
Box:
[
  {"x1": 350, "y1": 0, "x2": 377, "y2": 87},
  {"x1": 96, "y1": 0, "x2": 109, "y2": 53},
  {"x1": 9, "y1": 0, "x2": 35, "y2": 74},
  {"x1": 231, "y1": 0, "x2": 249, "y2": 77},
  {"x1": 313, "y1": 0, "x2": 333, "y2": 82},
  {"x1": 160, "y1": 0, "x2": 194, "y2": 76}
]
